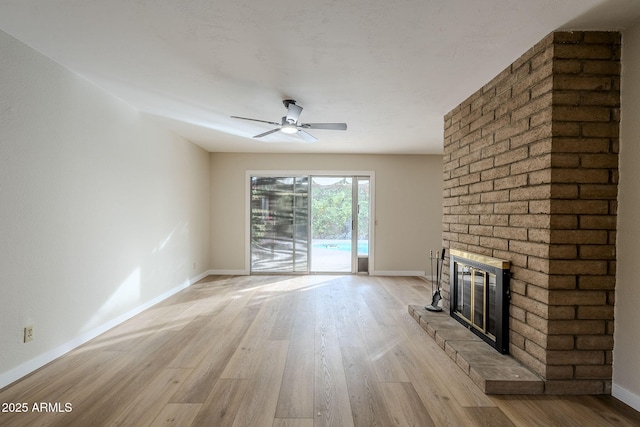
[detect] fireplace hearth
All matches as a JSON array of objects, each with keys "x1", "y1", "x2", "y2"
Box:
[{"x1": 449, "y1": 249, "x2": 510, "y2": 354}]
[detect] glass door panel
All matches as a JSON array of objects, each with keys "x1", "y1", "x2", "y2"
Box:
[
  {"x1": 250, "y1": 176, "x2": 308, "y2": 272},
  {"x1": 292, "y1": 177, "x2": 308, "y2": 272},
  {"x1": 356, "y1": 177, "x2": 370, "y2": 273},
  {"x1": 310, "y1": 177, "x2": 353, "y2": 272}
]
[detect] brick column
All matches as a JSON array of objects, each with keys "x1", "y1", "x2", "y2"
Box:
[{"x1": 442, "y1": 31, "x2": 620, "y2": 394}]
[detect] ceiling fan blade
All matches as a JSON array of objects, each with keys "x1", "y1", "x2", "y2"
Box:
[
  {"x1": 301, "y1": 123, "x2": 347, "y2": 131},
  {"x1": 231, "y1": 116, "x2": 281, "y2": 126},
  {"x1": 286, "y1": 103, "x2": 303, "y2": 124},
  {"x1": 253, "y1": 128, "x2": 281, "y2": 138},
  {"x1": 297, "y1": 130, "x2": 318, "y2": 143}
]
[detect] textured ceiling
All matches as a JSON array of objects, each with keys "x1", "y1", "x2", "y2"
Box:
[{"x1": 2, "y1": 0, "x2": 640, "y2": 154}]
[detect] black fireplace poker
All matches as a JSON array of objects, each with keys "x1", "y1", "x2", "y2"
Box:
[{"x1": 426, "y1": 248, "x2": 445, "y2": 312}]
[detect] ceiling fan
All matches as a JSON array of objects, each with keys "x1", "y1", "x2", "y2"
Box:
[{"x1": 231, "y1": 99, "x2": 347, "y2": 143}]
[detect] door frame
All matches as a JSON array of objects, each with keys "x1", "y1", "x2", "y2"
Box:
[{"x1": 245, "y1": 170, "x2": 375, "y2": 274}]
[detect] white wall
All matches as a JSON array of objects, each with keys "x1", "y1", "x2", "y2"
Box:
[
  {"x1": 614, "y1": 22, "x2": 640, "y2": 411},
  {"x1": 0, "y1": 30, "x2": 210, "y2": 388},
  {"x1": 210, "y1": 152, "x2": 443, "y2": 275}
]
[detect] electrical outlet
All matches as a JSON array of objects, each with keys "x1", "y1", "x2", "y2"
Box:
[
  {"x1": 24, "y1": 325, "x2": 34, "y2": 343},
  {"x1": 193, "y1": 262, "x2": 196, "y2": 270}
]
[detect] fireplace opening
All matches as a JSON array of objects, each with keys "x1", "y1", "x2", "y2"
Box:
[{"x1": 449, "y1": 249, "x2": 510, "y2": 354}]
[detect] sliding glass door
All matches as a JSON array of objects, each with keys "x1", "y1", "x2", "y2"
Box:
[
  {"x1": 250, "y1": 176, "x2": 308, "y2": 272},
  {"x1": 250, "y1": 174, "x2": 370, "y2": 274},
  {"x1": 310, "y1": 177, "x2": 353, "y2": 272}
]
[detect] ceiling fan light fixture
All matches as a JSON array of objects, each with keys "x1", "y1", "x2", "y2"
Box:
[
  {"x1": 281, "y1": 124, "x2": 298, "y2": 134},
  {"x1": 231, "y1": 100, "x2": 347, "y2": 142}
]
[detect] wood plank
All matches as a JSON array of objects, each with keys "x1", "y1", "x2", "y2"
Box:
[
  {"x1": 462, "y1": 406, "x2": 515, "y2": 427},
  {"x1": 493, "y1": 395, "x2": 640, "y2": 427},
  {"x1": 231, "y1": 340, "x2": 289, "y2": 427},
  {"x1": 275, "y1": 292, "x2": 316, "y2": 418},
  {"x1": 112, "y1": 368, "x2": 194, "y2": 426},
  {"x1": 220, "y1": 297, "x2": 285, "y2": 379},
  {"x1": 148, "y1": 403, "x2": 202, "y2": 426},
  {"x1": 341, "y1": 345, "x2": 394, "y2": 427},
  {"x1": 170, "y1": 306, "x2": 259, "y2": 403},
  {"x1": 191, "y1": 378, "x2": 250, "y2": 427},
  {"x1": 379, "y1": 382, "x2": 436, "y2": 427},
  {"x1": 392, "y1": 339, "x2": 479, "y2": 426},
  {"x1": 52, "y1": 327, "x2": 196, "y2": 426},
  {"x1": 273, "y1": 419, "x2": 314, "y2": 427},
  {"x1": 350, "y1": 299, "x2": 410, "y2": 383},
  {"x1": 314, "y1": 287, "x2": 355, "y2": 427}
]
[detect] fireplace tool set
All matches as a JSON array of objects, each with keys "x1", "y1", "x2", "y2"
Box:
[{"x1": 426, "y1": 248, "x2": 445, "y2": 312}]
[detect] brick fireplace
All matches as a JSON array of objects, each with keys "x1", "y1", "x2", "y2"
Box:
[{"x1": 442, "y1": 31, "x2": 619, "y2": 394}]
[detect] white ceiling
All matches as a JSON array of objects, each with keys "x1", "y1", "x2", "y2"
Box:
[{"x1": 2, "y1": 0, "x2": 640, "y2": 154}]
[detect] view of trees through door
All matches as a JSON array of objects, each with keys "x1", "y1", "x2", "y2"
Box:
[{"x1": 250, "y1": 174, "x2": 370, "y2": 273}]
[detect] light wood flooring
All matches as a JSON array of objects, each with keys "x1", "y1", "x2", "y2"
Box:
[{"x1": 1, "y1": 275, "x2": 639, "y2": 426}]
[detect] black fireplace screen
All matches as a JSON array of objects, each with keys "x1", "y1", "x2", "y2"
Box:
[{"x1": 450, "y1": 249, "x2": 510, "y2": 354}]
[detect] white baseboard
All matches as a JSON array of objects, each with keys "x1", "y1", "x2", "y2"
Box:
[
  {"x1": 206, "y1": 269, "x2": 250, "y2": 276},
  {"x1": 0, "y1": 272, "x2": 204, "y2": 390},
  {"x1": 612, "y1": 383, "x2": 640, "y2": 412},
  {"x1": 371, "y1": 270, "x2": 425, "y2": 276}
]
